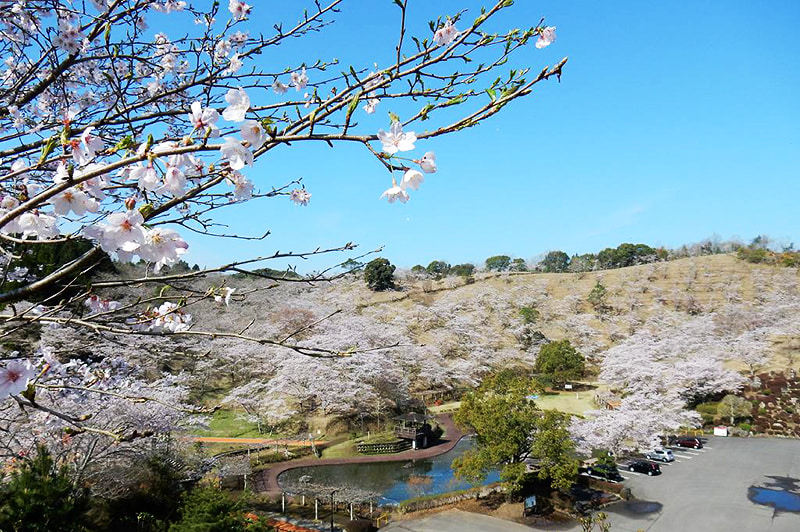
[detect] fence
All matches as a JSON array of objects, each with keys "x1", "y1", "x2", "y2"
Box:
[{"x1": 356, "y1": 440, "x2": 411, "y2": 455}]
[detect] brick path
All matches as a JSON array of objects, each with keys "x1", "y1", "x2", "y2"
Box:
[{"x1": 253, "y1": 414, "x2": 464, "y2": 494}]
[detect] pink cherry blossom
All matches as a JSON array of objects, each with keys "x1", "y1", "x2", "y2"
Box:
[
  {"x1": 153, "y1": 0, "x2": 187, "y2": 13},
  {"x1": 228, "y1": 0, "x2": 251, "y2": 21},
  {"x1": 162, "y1": 165, "x2": 187, "y2": 196},
  {"x1": 188, "y1": 101, "x2": 220, "y2": 136},
  {"x1": 536, "y1": 26, "x2": 556, "y2": 49},
  {"x1": 0, "y1": 359, "x2": 37, "y2": 400},
  {"x1": 433, "y1": 20, "x2": 459, "y2": 46},
  {"x1": 377, "y1": 121, "x2": 416, "y2": 154}
]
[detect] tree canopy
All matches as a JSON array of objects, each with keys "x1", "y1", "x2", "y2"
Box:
[
  {"x1": 535, "y1": 340, "x2": 585, "y2": 385},
  {"x1": 453, "y1": 370, "x2": 578, "y2": 494},
  {"x1": 364, "y1": 258, "x2": 396, "y2": 291},
  {"x1": 485, "y1": 255, "x2": 512, "y2": 271}
]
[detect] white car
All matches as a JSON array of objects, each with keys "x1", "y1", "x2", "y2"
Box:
[{"x1": 646, "y1": 448, "x2": 675, "y2": 462}]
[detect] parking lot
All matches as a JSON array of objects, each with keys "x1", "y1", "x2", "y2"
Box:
[{"x1": 591, "y1": 436, "x2": 800, "y2": 531}]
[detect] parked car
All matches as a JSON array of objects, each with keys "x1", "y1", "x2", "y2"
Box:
[
  {"x1": 675, "y1": 437, "x2": 703, "y2": 449},
  {"x1": 587, "y1": 464, "x2": 624, "y2": 482},
  {"x1": 627, "y1": 461, "x2": 661, "y2": 476},
  {"x1": 646, "y1": 449, "x2": 675, "y2": 462}
]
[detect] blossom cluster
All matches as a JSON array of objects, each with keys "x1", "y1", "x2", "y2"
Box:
[{"x1": 376, "y1": 121, "x2": 437, "y2": 203}]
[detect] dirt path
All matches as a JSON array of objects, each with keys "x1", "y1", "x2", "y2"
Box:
[{"x1": 253, "y1": 414, "x2": 464, "y2": 494}]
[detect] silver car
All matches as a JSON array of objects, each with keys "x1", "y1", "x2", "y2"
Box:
[{"x1": 646, "y1": 448, "x2": 675, "y2": 462}]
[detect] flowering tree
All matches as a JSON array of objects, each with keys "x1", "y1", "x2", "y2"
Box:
[{"x1": 0, "y1": 0, "x2": 567, "y2": 470}]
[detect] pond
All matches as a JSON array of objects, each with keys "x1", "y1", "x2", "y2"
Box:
[{"x1": 278, "y1": 437, "x2": 500, "y2": 504}]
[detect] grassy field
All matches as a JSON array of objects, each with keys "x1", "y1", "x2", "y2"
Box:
[
  {"x1": 534, "y1": 390, "x2": 603, "y2": 416},
  {"x1": 194, "y1": 409, "x2": 264, "y2": 439}
]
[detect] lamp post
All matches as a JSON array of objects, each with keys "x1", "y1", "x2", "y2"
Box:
[{"x1": 330, "y1": 489, "x2": 339, "y2": 532}]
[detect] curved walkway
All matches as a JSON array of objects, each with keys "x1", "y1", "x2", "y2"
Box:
[{"x1": 253, "y1": 414, "x2": 464, "y2": 494}]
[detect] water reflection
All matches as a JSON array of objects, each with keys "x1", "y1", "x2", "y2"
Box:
[{"x1": 278, "y1": 437, "x2": 500, "y2": 504}]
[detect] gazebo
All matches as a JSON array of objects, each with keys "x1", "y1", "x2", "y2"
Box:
[{"x1": 392, "y1": 413, "x2": 434, "y2": 450}]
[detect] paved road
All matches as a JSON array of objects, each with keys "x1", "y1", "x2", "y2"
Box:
[
  {"x1": 601, "y1": 437, "x2": 800, "y2": 531},
  {"x1": 384, "y1": 510, "x2": 534, "y2": 532},
  {"x1": 253, "y1": 414, "x2": 464, "y2": 494},
  {"x1": 381, "y1": 437, "x2": 800, "y2": 531}
]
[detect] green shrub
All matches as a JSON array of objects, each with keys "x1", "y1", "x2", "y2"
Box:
[
  {"x1": 737, "y1": 423, "x2": 752, "y2": 432},
  {"x1": 695, "y1": 402, "x2": 720, "y2": 415},
  {"x1": 0, "y1": 446, "x2": 89, "y2": 532}
]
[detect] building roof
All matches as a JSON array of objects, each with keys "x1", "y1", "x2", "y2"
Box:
[{"x1": 392, "y1": 412, "x2": 431, "y2": 424}]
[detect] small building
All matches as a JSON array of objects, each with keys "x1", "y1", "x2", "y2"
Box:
[{"x1": 393, "y1": 413, "x2": 434, "y2": 450}]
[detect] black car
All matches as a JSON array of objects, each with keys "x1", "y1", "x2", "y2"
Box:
[
  {"x1": 675, "y1": 437, "x2": 703, "y2": 449},
  {"x1": 627, "y1": 460, "x2": 661, "y2": 476},
  {"x1": 587, "y1": 464, "x2": 624, "y2": 482}
]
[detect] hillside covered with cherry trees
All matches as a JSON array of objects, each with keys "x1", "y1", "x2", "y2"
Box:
[{"x1": 35, "y1": 253, "x2": 800, "y2": 452}]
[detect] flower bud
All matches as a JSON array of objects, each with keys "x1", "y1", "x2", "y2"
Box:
[{"x1": 125, "y1": 196, "x2": 137, "y2": 210}]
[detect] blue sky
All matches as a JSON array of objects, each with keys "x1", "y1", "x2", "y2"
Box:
[{"x1": 185, "y1": 0, "x2": 800, "y2": 271}]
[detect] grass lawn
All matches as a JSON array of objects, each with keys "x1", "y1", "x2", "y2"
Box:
[
  {"x1": 195, "y1": 408, "x2": 264, "y2": 439},
  {"x1": 533, "y1": 384, "x2": 608, "y2": 416},
  {"x1": 321, "y1": 438, "x2": 358, "y2": 459}
]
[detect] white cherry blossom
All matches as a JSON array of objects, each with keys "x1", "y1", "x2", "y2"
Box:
[
  {"x1": 418, "y1": 151, "x2": 437, "y2": 173},
  {"x1": 220, "y1": 137, "x2": 253, "y2": 170},
  {"x1": 85, "y1": 295, "x2": 121, "y2": 315},
  {"x1": 536, "y1": 26, "x2": 556, "y2": 49},
  {"x1": 130, "y1": 163, "x2": 160, "y2": 191},
  {"x1": 227, "y1": 171, "x2": 253, "y2": 200},
  {"x1": 87, "y1": 209, "x2": 146, "y2": 253},
  {"x1": 0, "y1": 359, "x2": 37, "y2": 400},
  {"x1": 379, "y1": 178, "x2": 409, "y2": 204},
  {"x1": 240, "y1": 120, "x2": 266, "y2": 148},
  {"x1": 377, "y1": 121, "x2": 416, "y2": 154},
  {"x1": 153, "y1": 0, "x2": 187, "y2": 13},
  {"x1": 290, "y1": 188, "x2": 312, "y2": 206},
  {"x1": 401, "y1": 169, "x2": 424, "y2": 191},
  {"x1": 18, "y1": 212, "x2": 59, "y2": 239},
  {"x1": 363, "y1": 97, "x2": 379, "y2": 114},
  {"x1": 50, "y1": 188, "x2": 99, "y2": 216},
  {"x1": 222, "y1": 87, "x2": 250, "y2": 122},
  {"x1": 291, "y1": 68, "x2": 308, "y2": 91},
  {"x1": 273, "y1": 80, "x2": 289, "y2": 94},
  {"x1": 72, "y1": 126, "x2": 104, "y2": 166},
  {"x1": 138, "y1": 227, "x2": 189, "y2": 272},
  {"x1": 214, "y1": 287, "x2": 236, "y2": 306}
]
